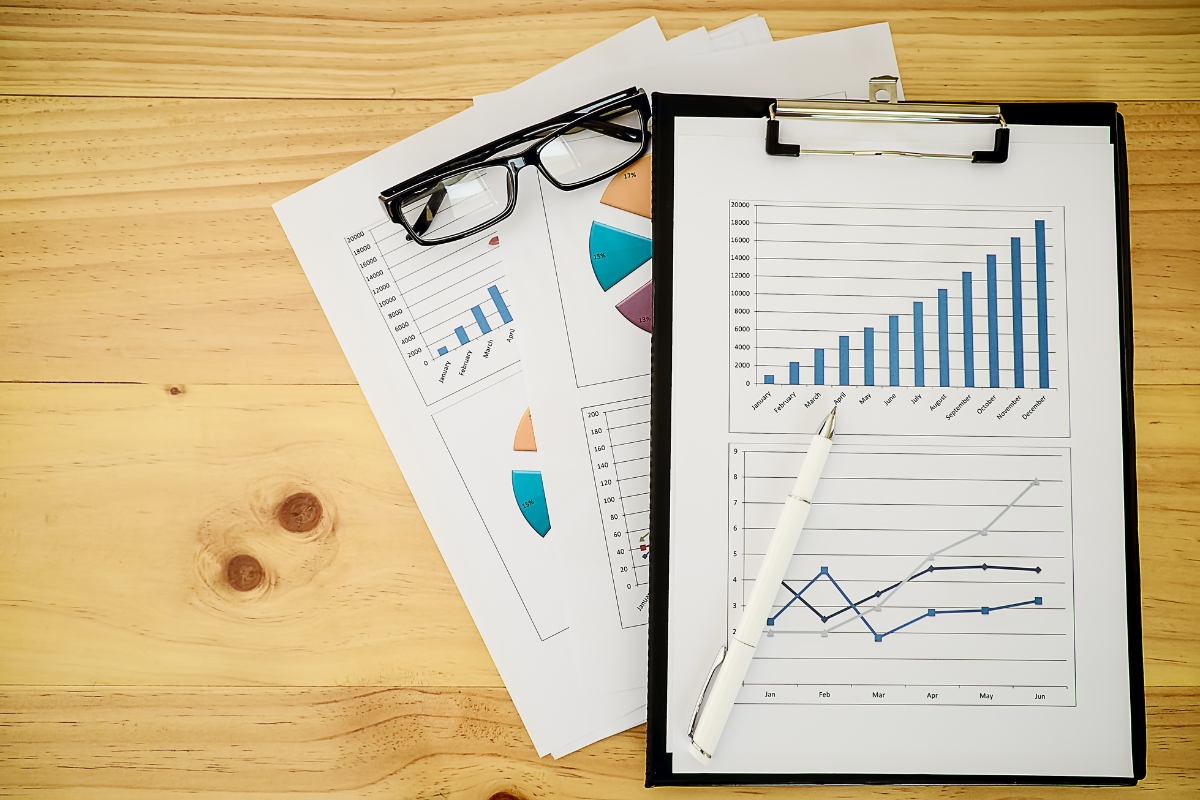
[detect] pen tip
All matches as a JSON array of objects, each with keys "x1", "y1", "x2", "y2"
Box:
[{"x1": 820, "y1": 406, "x2": 837, "y2": 439}]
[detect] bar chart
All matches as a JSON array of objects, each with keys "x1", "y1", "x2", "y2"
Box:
[
  {"x1": 728, "y1": 203, "x2": 1070, "y2": 437},
  {"x1": 349, "y1": 220, "x2": 520, "y2": 406}
]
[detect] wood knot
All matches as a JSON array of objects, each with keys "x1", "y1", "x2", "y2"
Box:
[
  {"x1": 276, "y1": 492, "x2": 322, "y2": 533},
  {"x1": 488, "y1": 793, "x2": 524, "y2": 800},
  {"x1": 168, "y1": 385, "x2": 184, "y2": 395},
  {"x1": 225, "y1": 554, "x2": 264, "y2": 592}
]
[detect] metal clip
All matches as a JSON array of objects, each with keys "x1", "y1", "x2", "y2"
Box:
[
  {"x1": 765, "y1": 75, "x2": 1009, "y2": 163},
  {"x1": 687, "y1": 644, "x2": 727, "y2": 754},
  {"x1": 868, "y1": 75, "x2": 900, "y2": 104}
]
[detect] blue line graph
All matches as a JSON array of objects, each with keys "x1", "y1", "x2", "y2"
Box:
[
  {"x1": 729, "y1": 442, "x2": 1075, "y2": 706},
  {"x1": 766, "y1": 563, "x2": 1044, "y2": 641}
]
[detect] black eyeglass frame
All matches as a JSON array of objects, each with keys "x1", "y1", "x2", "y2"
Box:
[{"x1": 379, "y1": 88, "x2": 651, "y2": 246}]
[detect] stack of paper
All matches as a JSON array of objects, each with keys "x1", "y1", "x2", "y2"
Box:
[{"x1": 275, "y1": 15, "x2": 903, "y2": 757}]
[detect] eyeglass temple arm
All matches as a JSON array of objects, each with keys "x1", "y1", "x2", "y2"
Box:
[
  {"x1": 407, "y1": 182, "x2": 448, "y2": 239},
  {"x1": 400, "y1": 99, "x2": 645, "y2": 233},
  {"x1": 577, "y1": 117, "x2": 642, "y2": 142},
  {"x1": 433, "y1": 108, "x2": 642, "y2": 174}
]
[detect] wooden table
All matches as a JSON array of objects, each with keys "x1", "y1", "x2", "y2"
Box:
[{"x1": 2, "y1": 3, "x2": 1197, "y2": 797}]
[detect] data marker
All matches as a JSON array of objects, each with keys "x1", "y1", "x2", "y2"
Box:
[
  {"x1": 615, "y1": 279, "x2": 653, "y2": 332},
  {"x1": 513, "y1": 407, "x2": 537, "y2": 452},
  {"x1": 588, "y1": 222, "x2": 651, "y2": 291},
  {"x1": 511, "y1": 470, "x2": 551, "y2": 537},
  {"x1": 599, "y1": 154, "x2": 652, "y2": 219}
]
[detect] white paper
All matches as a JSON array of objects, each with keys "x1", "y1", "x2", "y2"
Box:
[
  {"x1": 709, "y1": 14, "x2": 773, "y2": 50},
  {"x1": 461, "y1": 20, "x2": 784, "y2": 751},
  {"x1": 472, "y1": 17, "x2": 769, "y2": 109},
  {"x1": 273, "y1": 20, "x2": 669, "y2": 758},
  {"x1": 665, "y1": 118, "x2": 1133, "y2": 777},
  {"x1": 500, "y1": 23, "x2": 904, "y2": 718},
  {"x1": 471, "y1": 18, "x2": 666, "y2": 107}
]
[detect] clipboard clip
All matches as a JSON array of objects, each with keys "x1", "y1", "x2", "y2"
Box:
[
  {"x1": 687, "y1": 644, "x2": 727, "y2": 757},
  {"x1": 766, "y1": 76, "x2": 1009, "y2": 163}
]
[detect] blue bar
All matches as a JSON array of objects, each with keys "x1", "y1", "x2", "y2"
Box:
[
  {"x1": 839, "y1": 336, "x2": 850, "y2": 385},
  {"x1": 888, "y1": 315, "x2": 899, "y2": 386},
  {"x1": 962, "y1": 272, "x2": 975, "y2": 388},
  {"x1": 789, "y1": 361, "x2": 800, "y2": 385},
  {"x1": 814, "y1": 349, "x2": 825, "y2": 385},
  {"x1": 454, "y1": 326, "x2": 469, "y2": 346},
  {"x1": 488, "y1": 285, "x2": 513, "y2": 325},
  {"x1": 471, "y1": 304, "x2": 492, "y2": 335},
  {"x1": 938, "y1": 289, "x2": 950, "y2": 387},
  {"x1": 863, "y1": 327, "x2": 875, "y2": 386},
  {"x1": 764, "y1": 374, "x2": 775, "y2": 385},
  {"x1": 1012, "y1": 237, "x2": 1025, "y2": 388},
  {"x1": 1035, "y1": 220, "x2": 1049, "y2": 388},
  {"x1": 987, "y1": 255, "x2": 999, "y2": 388},
  {"x1": 914, "y1": 302, "x2": 925, "y2": 387},
  {"x1": 437, "y1": 346, "x2": 448, "y2": 356}
]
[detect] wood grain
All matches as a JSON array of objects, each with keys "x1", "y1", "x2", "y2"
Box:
[
  {"x1": 0, "y1": 383, "x2": 499, "y2": 687},
  {"x1": 2, "y1": 99, "x2": 1198, "y2": 384},
  {"x1": 0, "y1": 381, "x2": 1193, "y2": 689},
  {"x1": 0, "y1": 687, "x2": 1196, "y2": 798},
  {"x1": 1, "y1": 4, "x2": 1198, "y2": 795},
  {"x1": 1, "y1": 2, "x2": 1198, "y2": 100}
]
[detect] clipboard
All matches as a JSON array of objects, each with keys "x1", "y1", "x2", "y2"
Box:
[{"x1": 646, "y1": 85, "x2": 1143, "y2": 786}]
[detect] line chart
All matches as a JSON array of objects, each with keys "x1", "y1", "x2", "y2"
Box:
[
  {"x1": 728, "y1": 442, "x2": 1077, "y2": 706},
  {"x1": 768, "y1": 563, "x2": 1044, "y2": 641}
]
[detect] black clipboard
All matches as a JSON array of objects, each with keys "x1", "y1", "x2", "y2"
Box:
[{"x1": 646, "y1": 89, "x2": 1144, "y2": 787}]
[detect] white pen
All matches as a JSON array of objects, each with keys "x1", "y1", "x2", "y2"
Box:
[{"x1": 688, "y1": 405, "x2": 837, "y2": 762}]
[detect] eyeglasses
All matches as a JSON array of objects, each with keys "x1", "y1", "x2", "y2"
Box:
[{"x1": 379, "y1": 88, "x2": 650, "y2": 246}]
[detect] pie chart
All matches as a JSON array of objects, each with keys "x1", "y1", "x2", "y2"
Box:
[
  {"x1": 587, "y1": 154, "x2": 653, "y2": 332},
  {"x1": 511, "y1": 407, "x2": 551, "y2": 537}
]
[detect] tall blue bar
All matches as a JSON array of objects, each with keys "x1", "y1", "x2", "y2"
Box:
[
  {"x1": 815, "y1": 348, "x2": 825, "y2": 385},
  {"x1": 1035, "y1": 220, "x2": 1049, "y2": 388},
  {"x1": 789, "y1": 361, "x2": 800, "y2": 385},
  {"x1": 888, "y1": 315, "x2": 900, "y2": 386},
  {"x1": 764, "y1": 375, "x2": 774, "y2": 384},
  {"x1": 1012, "y1": 237, "x2": 1025, "y2": 388},
  {"x1": 454, "y1": 326, "x2": 469, "y2": 346},
  {"x1": 863, "y1": 328, "x2": 875, "y2": 386},
  {"x1": 987, "y1": 255, "x2": 999, "y2": 388},
  {"x1": 471, "y1": 305, "x2": 492, "y2": 335},
  {"x1": 839, "y1": 336, "x2": 850, "y2": 385},
  {"x1": 938, "y1": 289, "x2": 950, "y2": 387},
  {"x1": 488, "y1": 285, "x2": 513, "y2": 325},
  {"x1": 914, "y1": 301, "x2": 925, "y2": 387},
  {"x1": 962, "y1": 272, "x2": 975, "y2": 388}
]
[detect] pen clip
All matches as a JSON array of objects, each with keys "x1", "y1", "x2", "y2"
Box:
[{"x1": 687, "y1": 644, "x2": 727, "y2": 747}]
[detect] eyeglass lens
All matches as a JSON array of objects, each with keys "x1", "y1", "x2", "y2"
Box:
[
  {"x1": 539, "y1": 106, "x2": 645, "y2": 187},
  {"x1": 399, "y1": 165, "x2": 512, "y2": 243},
  {"x1": 398, "y1": 99, "x2": 645, "y2": 243}
]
